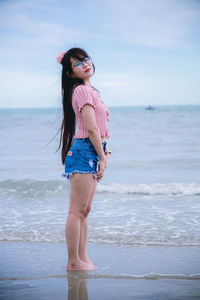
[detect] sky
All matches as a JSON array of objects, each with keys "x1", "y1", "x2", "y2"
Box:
[{"x1": 0, "y1": 0, "x2": 200, "y2": 108}]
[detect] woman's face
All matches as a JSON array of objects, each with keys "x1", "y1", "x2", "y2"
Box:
[{"x1": 70, "y1": 56, "x2": 93, "y2": 81}]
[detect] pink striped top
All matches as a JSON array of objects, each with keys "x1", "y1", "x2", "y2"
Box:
[{"x1": 72, "y1": 84, "x2": 110, "y2": 139}]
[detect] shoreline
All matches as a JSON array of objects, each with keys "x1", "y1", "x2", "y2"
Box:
[{"x1": 1, "y1": 241, "x2": 200, "y2": 299}]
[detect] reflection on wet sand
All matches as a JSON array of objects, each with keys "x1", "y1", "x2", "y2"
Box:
[{"x1": 66, "y1": 271, "x2": 89, "y2": 300}]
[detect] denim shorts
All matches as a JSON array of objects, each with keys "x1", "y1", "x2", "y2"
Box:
[{"x1": 62, "y1": 138, "x2": 107, "y2": 180}]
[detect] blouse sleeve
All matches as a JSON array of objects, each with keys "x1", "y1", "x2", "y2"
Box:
[{"x1": 72, "y1": 85, "x2": 96, "y2": 112}]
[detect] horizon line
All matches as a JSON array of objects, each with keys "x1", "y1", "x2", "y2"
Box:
[{"x1": 0, "y1": 103, "x2": 200, "y2": 110}]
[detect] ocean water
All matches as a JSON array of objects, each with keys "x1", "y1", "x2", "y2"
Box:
[{"x1": 0, "y1": 105, "x2": 200, "y2": 246}]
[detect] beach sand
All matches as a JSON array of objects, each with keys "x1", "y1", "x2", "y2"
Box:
[{"x1": 0, "y1": 241, "x2": 200, "y2": 299}]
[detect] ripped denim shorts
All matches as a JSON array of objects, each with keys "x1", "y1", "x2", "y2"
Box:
[{"x1": 62, "y1": 138, "x2": 107, "y2": 180}]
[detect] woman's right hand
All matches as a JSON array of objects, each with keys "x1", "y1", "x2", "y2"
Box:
[{"x1": 97, "y1": 157, "x2": 107, "y2": 181}]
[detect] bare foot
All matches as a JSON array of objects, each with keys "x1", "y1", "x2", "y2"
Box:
[
  {"x1": 67, "y1": 259, "x2": 95, "y2": 271},
  {"x1": 80, "y1": 257, "x2": 97, "y2": 270}
]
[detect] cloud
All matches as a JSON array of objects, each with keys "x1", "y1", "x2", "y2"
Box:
[
  {"x1": 1, "y1": 0, "x2": 199, "y2": 58},
  {"x1": 0, "y1": 66, "x2": 199, "y2": 108},
  {"x1": 0, "y1": 0, "x2": 199, "y2": 107},
  {"x1": 101, "y1": 0, "x2": 200, "y2": 47},
  {"x1": 94, "y1": 70, "x2": 200, "y2": 106},
  {"x1": 0, "y1": 69, "x2": 60, "y2": 108},
  {"x1": 0, "y1": 1, "x2": 85, "y2": 72},
  {"x1": 2, "y1": 0, "x2": 199, "y2": 52},
  {"x1": 0, "y1": 10, "x2": 82, "y2": 49},
  {"x1": 93, "y1": 71, "x2": 157, "y2": 106}
]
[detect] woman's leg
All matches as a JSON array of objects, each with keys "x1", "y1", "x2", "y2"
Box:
[
  {"x1": 79, "y1": 177, "x2": 98, "y2": 265},
  {"x1": 65, "y1": 173, "x2": 96, "y2": 271}
]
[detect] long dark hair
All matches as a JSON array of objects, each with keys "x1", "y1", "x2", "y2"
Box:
[{"x1": 57, "y1": 48, "x2": 95, "y2": 164}]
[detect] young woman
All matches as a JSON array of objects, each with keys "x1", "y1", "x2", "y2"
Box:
[{"x1": 57, "y1": 48, "x2": 111, "y2": 271}]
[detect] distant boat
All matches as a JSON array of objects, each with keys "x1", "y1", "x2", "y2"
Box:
[{"x1": 145, "y1": 106, "x2": 155, "y2": 110}]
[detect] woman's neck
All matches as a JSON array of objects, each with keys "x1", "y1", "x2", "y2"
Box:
[{"x1": 83, "y1": 78, "x2": 92, "y2": 87}]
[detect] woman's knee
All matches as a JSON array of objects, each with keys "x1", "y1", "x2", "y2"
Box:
[
  {"x1": 84, "y1": 206, "x2": 91, "y2": 217},
  {"x1": 68, "y1": 207, "x2": 86, "y2": 220}
]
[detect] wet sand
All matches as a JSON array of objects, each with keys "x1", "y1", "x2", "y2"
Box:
[{"x1": 0, "y1": 241, "x2": 200, "y2": 299}]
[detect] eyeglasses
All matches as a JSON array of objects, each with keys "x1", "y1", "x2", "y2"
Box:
[{"x1": 73, "y1": 57, "x2": 91, "y2": 68}]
